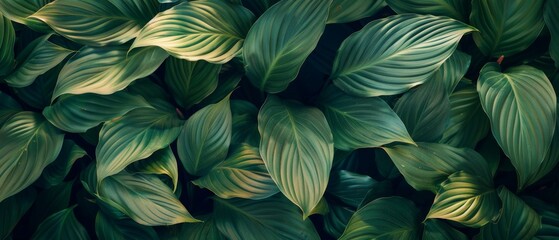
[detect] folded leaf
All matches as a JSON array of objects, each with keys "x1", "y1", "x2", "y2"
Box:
[
  {"x1": 386, "y1": 0, "x2": 470, "y2": 22},
  {"x1": 433, "y1": 50, "x2": 471, "y2": 94},
  {"x1": 327, "y1": 0, "x2": 386, "y2": 24},
  {"x1": 323, "y1": 204, "x2": 353, "y2": 238},
  {"x1": 126, "y1": 147, "x2": 179, "y2": 192},
  {"x1": 0, "y1": 13, "x2": 15, "y2": 76},
  {"x1": 32, "y1": 207, "x2": 90, "y2": 240}
]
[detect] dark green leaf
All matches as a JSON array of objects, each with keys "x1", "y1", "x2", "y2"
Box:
[
  {"x1": 525, "y1": 197, "x2": 559, "y2": 240},
  {"x1": 423, "y1": 219, "x2": 468, "y2": 240},
  {"x1": 386, "y1": 0, "x2": 470, "y2": 22},
  {"x1": 37, "y1": 140, "x2": 86, "y2": 188},
  {"x1": 327, "y1": 170, "x2": 376, "y2": 208},
  {"x1": 241, "y1": 0, "x2": 278, "y2": 16},
  {"x1": 323, "y1": 204, "x2": 353, "y2": 238},
  {"x1": 95, "y1": 211, "x2": 159, "y2": 240},
  {"x1": 545, "y1": 0, "x2": 559, "y2": 67},
  {"x1": 0, "y1": 91, "x2": 21, "y2": 127},
  {"x1": 126, "y1": 147, "x2": 179, "y2": 192},
  {"x1": 0, "y1": 188, "x2": 36, "y2": 239},
  {"x1": 0, "y1": 0, "x2": 51, "y2": 32},
  {"x1": 27, "y1": 181, "x2": 74, "y2": 233},
  {"x1": 32, "y1": 207, "x2": 90, "y2": 240},
  {"x1": 179, "y1": 215, "x2": 225, "y2": 240},
  {"x1": 12, "y1": 64, "x2": 60, "y2": 109},
  {"x1": 327, "y1": 0, "x2": 386, "y2": 24},
  {"x1": 231, "y1": 100, "x2": 260, "y2": 146},
  {"x1": 433, "y1": 50, "x2": 471, "y2": 94},
  {"x1": 0, "y1": 13, "x2": 15, "y2": 76}
]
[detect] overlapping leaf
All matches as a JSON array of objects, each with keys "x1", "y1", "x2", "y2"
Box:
[
  {"x1": 32, "y1": 207, "x2": 89, "y2": 240},
  {"x1": 423, "y1": 219, "x2": 468, "y2": 240},
  {"x1": 386, "y1": 0, "x2": 470, "y2": 22},
  {"x1": 331, "y1": 14, "x2": 475, "y2": 97},
  {"x1": 327, "y1": 170, "x2": 376, "y2": 208},
  {"x1": 327, "y1": 0, "x2": 386, "y2": 24},
  {"x1": 177, "y1": 95, "x2": 231, "y2": 176},
  {"x1": 44, "y1": 91, "x2": 152, "y2": 133},
  {"x1": 37, "y1": 140, "x2": 86, "y2": 188},
  {"x1": 241, "y1": 0, "x2": 278, "y2": 16},
  {"x1": 244, "y1": 0, "x2": 331, "y2": 93},
  {"x1": 179, "y1": 215, "x2": 226, "y2": 240},
  {"x1": 126, "y1": 147, "x2": 179, "y2": 192},
  {"x1": 231, "y1": 100, "x2": 260, "y2": 146},
  {"x1": 0, "y1": 91, "x2": 21, "y2": 126},
  {"x1": 31, "y1": 0, "x2": 158, "y2": 46},
  {"x1": 52, "y1": 46, "x2": 168, "y2": 100},
  {"x1": 0, "y1": 112, "x2": 64, "y2": 202},
  {"x1": 193, "y1": 144, "x2": 278, "y2": 200},
  {"x1": 132, "y1": 0, "x2": 255, "y2": 64},
  {"x1": 0, "y1": 13, "x2": 15, "y2": 76},
  {"x1": 545, "y1": 0, "x2": 559, "y2": 67},
  {"x1": 98, "y1": 172, "x2": 199, "y2": 226},
  {"x1": 0, "y1": 188, "x2": 36, "y2": 239},
  {"x1": 477, "y1": 63, "x2": 556, "y2": 188},
  {"x1": 258, "y1": 96, "x2": 334, "y2": 218},
  {"x1": 96, "y1": 107, "x2": 183, "y2": 182},
  {"x1": 0, "y1": 0, "x2": 51, "y2": 32},
  {"x1": 95, "y1": 211, "x2": 159, "y2": 240},
  {"x1": 525, "y1": 197, "x2": 559, "y2": 240},
  {"x1": 323, "y1": 204, "x2": 353, "y2": 238},
  {"x1": 433, "y1": 50, "x2": 471, "y2": 94},
  {"x1": 318, "y1": 85, "x2": 414, "y2": 150},
  {"x1": 470, "y1": 0, "x2": 545, "y2": 57}
]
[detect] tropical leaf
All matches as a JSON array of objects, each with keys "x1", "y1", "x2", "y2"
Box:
[
  {"x1": 327, "y1": 170, "x2": 376, "y2": 208},
  {"x1": 98, "y1": 172, "x2": 199, "y2": 226},
  {"x1": 0, "y1": 112, "x2": 64, "y2": 202},
  {"x1": 545, "y1": 0, "x2": 559, "y2": 67},
  {"x1": 423, "y1": 219, "x2": 468, "y2": 240},
  {"x1": 126, "y1": 147, "x2": 179, "y2": 192},
  {"x1": 0, "y1": 188, "x2": 36, "y2": 239},
  {"x1": 323, "y1": 204, "x2": 353, "y2": 238},
  {"x1": 95, "y1": 211, "x2": 159, "y2": 240},
  {"x1": 386, "y1": 0, "x2": 470, "y2": 22},
  {"x1": 331, "y1": 14, "x2": 475, "y2": 97},
  {"x1": 231, "y1": 100, "x2": 260, "y2": 146},
  {"x1": 0, "y1": 13, "x2": 15, "y2": 76},
  {"x1": 525, "y1": 197, "x2": 559, "y2": 240},
  {"x1": 426, "y1": 171, "x2": 500, "y2": 227},
  {"x1": 258, "y1": 95, "x2": 334, "y2": 218},
  {"x1": 394, "y1": 75, "x2": 450, "y2": 142},
  {"x1": 383, "y1": 142, "x2": 491, "y2": 192},
  {"x1": 213, "y1": 196, "x2": 320, "y2": 240},
  {"x1": 52, "y1": 45, "x2": 168, "y2": 100},
  {"x1": 177, "y1": 95, "x2": 231, "y2": 176},
  {"x1": 37, "y1": 140, "x2": 86, "y2": 188},
  {"x1": 470, "y1": 0, "x2": 545, "y2": 57},
  {"x1": 193, "y1": 144, "x2": 278, "y2": 200},
  {"x1": 32, "y1": 207, "x2": 89, "y2": 240},
  {"x1": 96, "y1": 107, "x2": 183, "y2": 182},
  {"x1": 12, "y1": 64, "x2": 60, "y2": 109},
  {"x1": 31, "y1": 0, "x2": 158, "y2": 46},
  {"x1": 476, "y1": 187, "x2": 541, "y2": 240},
  {"x1": 327, "y1": 0, "x2": 386, "y2": 24},
  {"x1": 318, "y1": 85, "x2": 414, "y2": 151},
  {"x1": 0, "y1": 91, "x2": 21, "y2": 126},
  {"x1": 0, "y1": 0, "x2": 51, "y2": 32},
  {"x1": 179, "y1": 215, "x2": 226, "y2": 240},
  {"x1": 241, "y1": 0, "x2": 278, "y2": 16},
  {"x1": 43, "y1": 91, "x2": 152, "y2": 133},
  {"x1": 433, "y1": 50, "x2": 471, "y2": 94},
  {"x1": 26, "y1": 181, "x2": 74, "y2": 232},
  {"x1": 339, "y1": 197, "x2": 421, "y2": 240},
  {"x1": 526, "y1": 107, "x2": 559, "y2": 186},
  {"x1": 244, "y1": 0, "x2": 331, "y2": 93},
  {"x1": 440, "y1": 87, "x2": 490, "y2": 148},
  {"x1": 477, "y1": 63, "x2": 557, "y2": 188},
  {"x1": 132, "y1": 0, "x2": 255, "y2": 64}
]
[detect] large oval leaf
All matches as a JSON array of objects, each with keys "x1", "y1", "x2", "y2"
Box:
[
  {"x1": 258, "y1": 96, "x2": 334, "y2": 218},
  {"x1": 164, "y1": 57, "x2": 221, "y2": 109},
  {"x1": 95, "y1": 211, "x2": 159, "y2": 240},
  {"x1": 318, "y1": 85, "x2": 414, "y2": 151},
  {"x1": 331, "y1": 14, "x2": 475, "y2": 97},
  {"x1": 177, "y1": 95, "x2": 231, "y2": 176},
  {"x1": 44, "y1": 91, "x2": 152, "y2": 133},
  {"x1": 383, "y1": 142, "x2": 492, "y2": 192},
  {"x1": 0, "y1": 188, "x2": 36, "y2": 239},
  {"x1": 433, "y1": 50, "x2": 471, "y2": 94},
  {"x1": 0, "y1": 13, "x2": 15, "y2": 76},
  {"x1": 327, "y1": 0, "x2": 386, "y2": 24},
  {"x1": 98, "y1": 172, "x2": 199, "y2": 226},
  {"x1": 470, "y1": 0, "x2": 545, "y2": 57},
  {"x1": 477, "y1": 63, "x2": 556, "y2": 188},
  {"x1": 193, "y1": 144, "x2": 278, "y2": 200},
  {"x1": 386, "y1": 0, "x2": 470, "y2": 22},
  {"x1": 426, "y1": 171, "x2": 500, "y2": 227},
  {"x1": 126, "y1": 147, "x2": 179, "y2": 192},
  {"x1": 244, "y1": 0, "x2": 331, "y2": 93},
  {"x1": 32, "y1": 207, "x2": 89, "y2": 240},
  {"x1": 96, "y1": 107, "x2": 183, "y2": 182},
  {"x1": 0, "y1": 112, "x2": 64, "y2": 202},
  {"x1": 545, "y1": 0, "x2": 559, "y2": 67},
  {"x1": 52, "y1": 46, "x2": 168, "y2": 100},
  {"x1": 132, "y1": 0, "x2": 255, "y2": 64},
  {"x1": 476, "y1": 187, "x2": 541, "y2": 240},
  {"x1": 339, "y1": 197, "x2": 420, "y2": 240},
  {"x1": 214, "y1": 196, "x2": 320, "y2": 240},
  {"x1": 0, "y1": 0, "x2": 51, "y2": 32},
  {"x1": 31, "y1": 0, "x2": 158, "y2": 46}
]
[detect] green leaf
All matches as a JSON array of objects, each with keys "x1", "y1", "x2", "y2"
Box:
[
  {"x1": 0, "y1": 13, "x2": 15, "y2": 76},
  {"x1": 95, "y1": 211, "x2": 159, "y2": 240},
  {"x1": 0, "y1": 91, "x2": 21, "y2": 127},
  {"x1": 52, "y1": 46, "x2": 168, "y2": 100},
  {"x1": 178, "y1": 95, "x2": 232, "y2": 176},
  {"x1": 132, "y1": 0, "x2": 254, "y2": 64},
  {"x1": 5, "y1": 36, "x2": 73, "y2": 88},
  {"x1": 327, "y1": 0, "x2": 386, "y2": 24},
  {"x1": 258, "y1": 96, "x2": 334, "y2": 218},
  {"x1": 327, "y1": 170, "x2": 376, "y2": 208},
  {"x1": 241, "y1": 0, "x2": 278, "y2": 16},
  {"x1": 476, "y1": 187, "x2": 541, "y2": 240},
  {"x1": 37, "y1": 140, "x2": 86, "y2": 188},
  {"x1": 433, "y1": 50, "x2": 471, "y2": 94},
  {"x1": 440, "y1": 86, "x2": 490, "y2": 148},
  {"x1": 96, "y1": 107, "x2": 183, "y2": 182},
  {"x1": 0, "y1": 112, "x2": 64, "y2": 202},
  {"x1": 386, "y1": 0, "x2": 470, "y2": 22},
  {"x1": 331, "y1": 14, "x2": 475, "y2": 97},
  {"x1": 545, "y1": 0, "x2": 559, "y2": 67},
  {"x1": 231, "y1": 100, "x2": 260, "y2": 146},
  {"x1": 32, "y1": 207, "x2": 89, "y2": 240},
  {"x1": 525, "y1": 197, "x2": 559, "y2": 240},
  {"x1": 244, "y1": 0, "x2": 331, "y2": 93},
  {"x1": 339, "y1": 197, "x2": 420, "y2": 240},
  {"x1": 426, "y1": 171, "x2": 500, "y2": 227},
  {"x1": 394, "y1": 76, "x2": 450, "y2": 142},
  {"x1": 0, "y1": 188, "x2": 36, "y2": 239},
  {"x1": 423, "y1": 219, "x2": 468, "y2": 240},
  {"x1": 214, "y1": 196, "x2": 320, "y2": 240},
  {"x1": 12, "y1": 64, "x2": 60, "y2": 109},
  {"x1": 318, "y1": 85, "x2": 414, "y2": 151},
  {"x1": 526, "y1": 106, "x2": 559, "y2": 186},
  {"x1": 470, "y1": 0, "x2": 545, "y2": 57},
  {"x1": 179, "y1": 215, "x2": 225, "y2": 240},
  {"x1": 44, "y1": 91, "x2": 152, "y2": 133},
  {"x1": 323, "y1": 204, "x2": 353, "y2": 238},
  {"x1": 31, "y1": 0, "x2": 158, "y2": 46},
  {"x1": 0, "y1": 0, "x2": 51, "y2": 32},
  {"x1": 164, "y1": 57, "x2": 221, "y2": 108},
  {"x1": 27, "y1": 181, "x2": 74, "y2": 232},
  {"x1": 126, "y1": 147, "x2": 179, "y2": 192},
  {"x1": 193, "y1": 144, "x2": 278, "y2": 200},
  {"x1": 98, "y1": 172, "x2": 199, "y2": 226},
  {"x1": 383, "y1": 142, "x2": 491, "y2": 192},
  {"x1": 477, "y1": 63, "x2": 557, "y2": 188}
]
